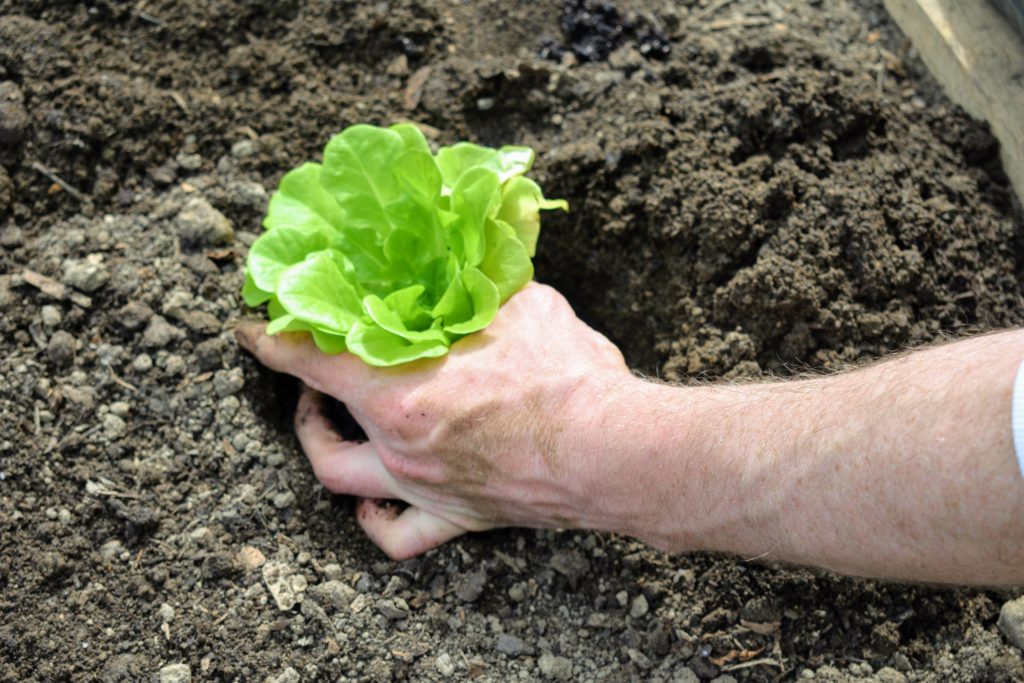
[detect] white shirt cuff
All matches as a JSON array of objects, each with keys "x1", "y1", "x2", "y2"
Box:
[{"x1": 1013, "y1": 358, "x2": 1024, "y2": 478}]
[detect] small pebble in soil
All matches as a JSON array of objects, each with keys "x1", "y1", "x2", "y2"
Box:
[
  {"x1": 141, "y1": 316, "x2": 184, "y2": 349},
  {"x1": 231, "y1": 433, "x2": 250, "y2": 452},
  {"x1": 47, "y1": 331, "x2": 76, "y2": 367},
  {"x1": 149, "y1": 160, "x2": 178, "y2": 185},
  {"x1": 0, "y1": 81, "x2": 29, "y2": 146},
  {"x1": 176, "y1": 152, "x2": 203, "y2": 171},
  {"x1": 157, "y1": 663, "x2": 191, "y2": 683},
  {"x1": 538, "y1": 653, "x2": 573, "y2": 680},
  {"x1": 218, "y1": 395, "x2": 239, "y2": 419},
  {"x1": 198, "y1": 552, "x2": 234, "y2": 581},
  {"x1": 40, "y1": 305, "x2": 61, "y2": 328},
  {"x1": 873, "y1": 668, "x2": 907, "y2": 683},
  {"x1": 672, "y1": 668, "x2": 700, "y2": 683},
  {"x1": 95, "y1": 343, "x2": 124, "y2": 367},
  {"x1": 224, "y1": 179, "x2": 268, "y2": 214},
  {"x1": 62, "y1": 385, "x2": 96, "y2": 410},
  {"x1": 213, "y1": 368, "x2": 245, "y2": 397},
  {"x1": 0, "y1": 224, "x2": 22, "y2": 248},
  {"x1": 268, "y1": 667, "x2": 300, "y2": 683},
  {"x1": 235, "y1": 546, "x2": 266, "y2": 572},
  {"x1": 454, "y1": 567, "x2": 488, "y2": 602},
  {"x1": 627, "y1": 648, "x2": 653, "y2": 669},
  {"x1": 263, "y1": 561, "x2": 307, "y2": 611},
  {"x1": 271, "y1": 490, "x2": 296, "y2": 509},
  {"x1": 195, "y1": 338, "x2": 226, "y2": 371},
  {"x1": 309, "y1": 580, "x2": 356, "y2": 611},
  {"x1": 688, "y1": 655, "x2": 720, "y2": 680},
  {"x1": 130, "y1": 353, "x2": 153, "y2": 373},
  {"x1": 1000, "y1": 596, "x2": 1024, "y2": 650},
  {"x1": 630, "y1": 593, "x2": 649, "y2": 619},
  {"x1": 434, "y1": 652, "x2": 456, "y2": 678},
  {"x1": 102, "y1": 413, "x2": 126, "y2": 438},
  {"x1": 176, "y1": 196, "x2": 234, "y2": 246},
  {"x1": 321, "y1": 563, "x2": 344, "y2": 581},
  {"x1": 117, "y1": 301, "x2": 154, "y2": 331},
  {"x1": 161, "y1": 289, "x2": 194, "y2": 320},
  {"x1": 157, "y1": 603, "x2": 175, "y2": 623},
  {"x1": 0, "y1": 167, "x2": 10, "y2": 214},
  {"x1": 495, "y1": 633, "x2": 534, "y2": 657},
  {"x1": 231, "y1": 139, "x2": 256, "y2": 159},
  {"x1": 550, "y1": 548, "x2": 590, "y2": 582},
  {"x1": 376, "y1": 597, "x2": 410, "y2": 621},
  {"x1": 349, "y1": 593, "x2": 370, "y2": 614},
  {"x1": 163, "y1": 354, "x2": 186, "y2": 376},
  {"x1": 508, "y1": 582, "x2": 527, "y2": 602},
  {"x1": 645, "y1": 621, "x2": 673, "y2": 656},
  {"x1": 62, "y1": 255, "x2": 110, "y2": 293}
]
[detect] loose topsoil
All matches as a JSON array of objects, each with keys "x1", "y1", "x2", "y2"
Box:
[{"x1": 1, "y1": 0, "x2": 1023, "y2": 681}]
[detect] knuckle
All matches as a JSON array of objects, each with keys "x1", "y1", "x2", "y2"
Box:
[
  {"x1": 377, "y1": 450, "x2": 421, "y2": 481},
  {"x1": 525, "y1": 284, "x2": 555, "y2": 308},
  {"x1": 394, "y1": 389, "x2": 426, "y2": 420},
  {"x1": 595, "y1": 336, "x2": 627, "y2": 368},
  {"x1": 371, "y1": 386, "x2": 433, "y2": 440},
  {"x1": 377, "y1": 447, "x2": 445, "y2": 486}
]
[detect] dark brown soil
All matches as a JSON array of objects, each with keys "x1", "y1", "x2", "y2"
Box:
[{"x1": 1, "y1": 0, "x2": 1022, "y2": 681}]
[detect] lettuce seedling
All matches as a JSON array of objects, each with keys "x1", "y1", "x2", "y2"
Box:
[{"x1": 243, "y1": 123, "x2": 567, "y2": 366}]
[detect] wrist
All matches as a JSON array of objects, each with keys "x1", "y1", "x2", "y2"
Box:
[
  {"x1": 567, "y1": 375, "x2": 715, "y2": 549},
  {"x1": 574, "y1": 375, "x2": 789, "y2": 556}
]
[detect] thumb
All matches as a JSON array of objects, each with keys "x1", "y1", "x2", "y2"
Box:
[{"x1": 236, "y1": 322, "x2": 371, "y2": 400}]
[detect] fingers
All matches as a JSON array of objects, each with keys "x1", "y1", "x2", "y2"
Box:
[
  {"x1": 297, "y1": 387, "x2": 473, "y2": 560},
  {"x1": 235, "y1": 321, "x2": 369, "y2": 398},
  {"x1": 295, "y1": 385, "x2": 395, "y2": 499},
  {"x1": 236, "y1": 321, "x2": 323, "y2": 383},
  {"x1": 356, "y1": 498, "x2": 467, "y2": 561}
]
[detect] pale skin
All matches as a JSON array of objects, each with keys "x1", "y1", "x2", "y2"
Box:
[{"x1": 235, "y1": 283, "x2": 1024, "y2": 586}]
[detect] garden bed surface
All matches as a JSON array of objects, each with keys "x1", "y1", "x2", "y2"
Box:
[{"x1": 0, "y1": 0, "x2": 1022, "y2": 681}]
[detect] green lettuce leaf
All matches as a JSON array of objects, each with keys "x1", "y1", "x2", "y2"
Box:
[
  {"x1": 480, "y1": 218, "x2": 534, "y2": 301},
  {"x1": 434, "y1": 267, "x2": 500, "y2": 335},
  {"x1": 242, "y1": 268, "x2": 272, "y2": 307},
  {"x1": 346, "y1": 320, "x2": 449, "y2": 367},
  {"x1": 449, "y1": 167, "x2": 502, "y2": 267},
  {"x1": 497, "y1": 176, "x2": 568, "y2": 258},
  {"x1": 312, "y1": 329, "x2": 348, "y2": 354},
  {"x1": 264, "y1": 162, "x2": 345, "y2": 235},
  {"x1": 436, "y1": 143, "x2": 536, "y2": 188},
  {"x1": 248, "y1": 226, "x2": 331, "y2": 294},
  {"x1": 276, "y1": 251, "x2": 362, "y2": 332},
  {"x1": 243, "y1": 123, "x2": 567, "y2": 366}
]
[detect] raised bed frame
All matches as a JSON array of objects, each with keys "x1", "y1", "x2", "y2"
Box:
[{"x1": 883, "y1": 0, "x2": 1024, "y2": 205}]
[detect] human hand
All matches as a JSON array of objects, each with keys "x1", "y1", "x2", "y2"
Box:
[{"x1": 235, "y1": 283, "x2": 632, "y2": 560}]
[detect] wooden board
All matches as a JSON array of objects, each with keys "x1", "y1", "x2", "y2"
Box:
[{"x1": 883, "y1": 0, "x2": 1024, "y2": 204}]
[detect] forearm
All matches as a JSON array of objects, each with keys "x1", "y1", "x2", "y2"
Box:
[{"x1": 590, "y1": 330, "x2": 1024, "y2": 585}]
